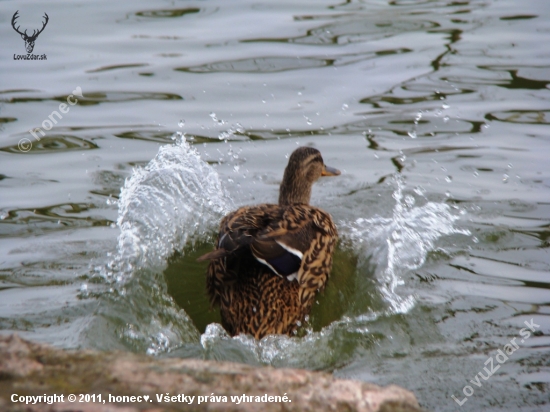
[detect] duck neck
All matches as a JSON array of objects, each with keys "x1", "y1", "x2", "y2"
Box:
[{"x1": 278, "y1": 173, "x2": 312, "y2": 205}]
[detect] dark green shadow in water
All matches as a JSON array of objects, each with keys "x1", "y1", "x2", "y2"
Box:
[{"x1": 164, "y1": 240, "x2": 382, "y2": 335}]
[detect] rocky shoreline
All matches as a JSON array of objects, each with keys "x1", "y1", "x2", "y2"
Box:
[{"x1": 0, "y1": 334, "x2": 423, "y2": 411}]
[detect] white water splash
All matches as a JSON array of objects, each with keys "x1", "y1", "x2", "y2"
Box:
[
  {"x1": 90, "y1": 134, "x2": 233, "y2": 355},
  {"x1": 342, "y1": 176, "x2": 470, "y2": 313},
  {"x1": 114, "y1": 133, "x2": 232, "y2": 276},
  {"x1": 200, "y1": 314, "x2": 378, "y2": 369}
]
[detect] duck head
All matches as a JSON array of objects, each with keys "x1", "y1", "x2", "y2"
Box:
[{"x1": 278, "y1": 147, "x2": 340, "y2": 206}]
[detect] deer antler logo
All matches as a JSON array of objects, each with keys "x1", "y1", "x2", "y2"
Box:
[{"x1": 11, "y1": 10, "x2": 49, "y2": 54}]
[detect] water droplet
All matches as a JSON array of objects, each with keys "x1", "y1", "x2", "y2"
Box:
[
  {"x1": 445, "y1": 175, "x2": 452, "y2": 183},
  {"x1": 210, "y1": 112, "x2": 225, "y2": 126},
  {"x1": 442, "y1": 103, "x2": 450, "y2": 109},
  {"x1": 178, "y1": 119, "x2": 185, "y2": 128},
  {"x1": 472, "y1": 236, "x2": 479, "y2": 243},
  {"x1": 341, "y1": 103, "x2": 349, "y2": 110},
  {"x1": 408, "y1": 131, "x2": 417, "y2": 139},
  {"x1": 414, "y1": 186, "x2": 426, "y2": 196}
]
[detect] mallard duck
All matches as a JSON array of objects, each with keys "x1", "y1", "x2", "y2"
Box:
[{"x1": 197, "y1": 147, "x2": 340, "y2": 339}]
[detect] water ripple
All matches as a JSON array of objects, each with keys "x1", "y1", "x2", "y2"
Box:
[{"x1": 0, "y1": 135, "x2": 97, "y2": 154}]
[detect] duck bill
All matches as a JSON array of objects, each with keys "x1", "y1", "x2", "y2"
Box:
[{"x1": 322, "y1": 165, "x2": 341, "y2": 176}]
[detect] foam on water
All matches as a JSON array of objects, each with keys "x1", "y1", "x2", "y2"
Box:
[{"x1": 200, "y1": 314, "x2": 377, "y2": 369}]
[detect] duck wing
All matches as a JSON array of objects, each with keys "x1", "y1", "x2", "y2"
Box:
[
  {"x1": 197, "y1": 204, "x2": 278, "y2": 261},
  {"x1": 261, "y1": 204, "x2": 338, "y2": 307},
  {"x1": 198, "y1": 204, "x2": 302, "y2": 278},
  {"x1": 199, "y1": 204, "x2": 337, "y2": 286}
]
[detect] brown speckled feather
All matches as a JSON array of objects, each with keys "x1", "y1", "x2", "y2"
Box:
[{"x1": 205, "y1": 204, "x2": 337, "y2": 339}]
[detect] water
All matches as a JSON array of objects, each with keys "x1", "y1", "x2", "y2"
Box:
[{"x1": 1, "y1": 1, "x2": 549, "y2": 410}]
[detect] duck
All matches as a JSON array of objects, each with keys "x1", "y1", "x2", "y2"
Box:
[{"x1": 197, "y1": 146, "x2": 340, "y2": 339}]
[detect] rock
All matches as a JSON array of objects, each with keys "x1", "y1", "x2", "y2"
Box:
[{"x1": 0, "y1": 334, "x2": 423, "y2": 412}]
